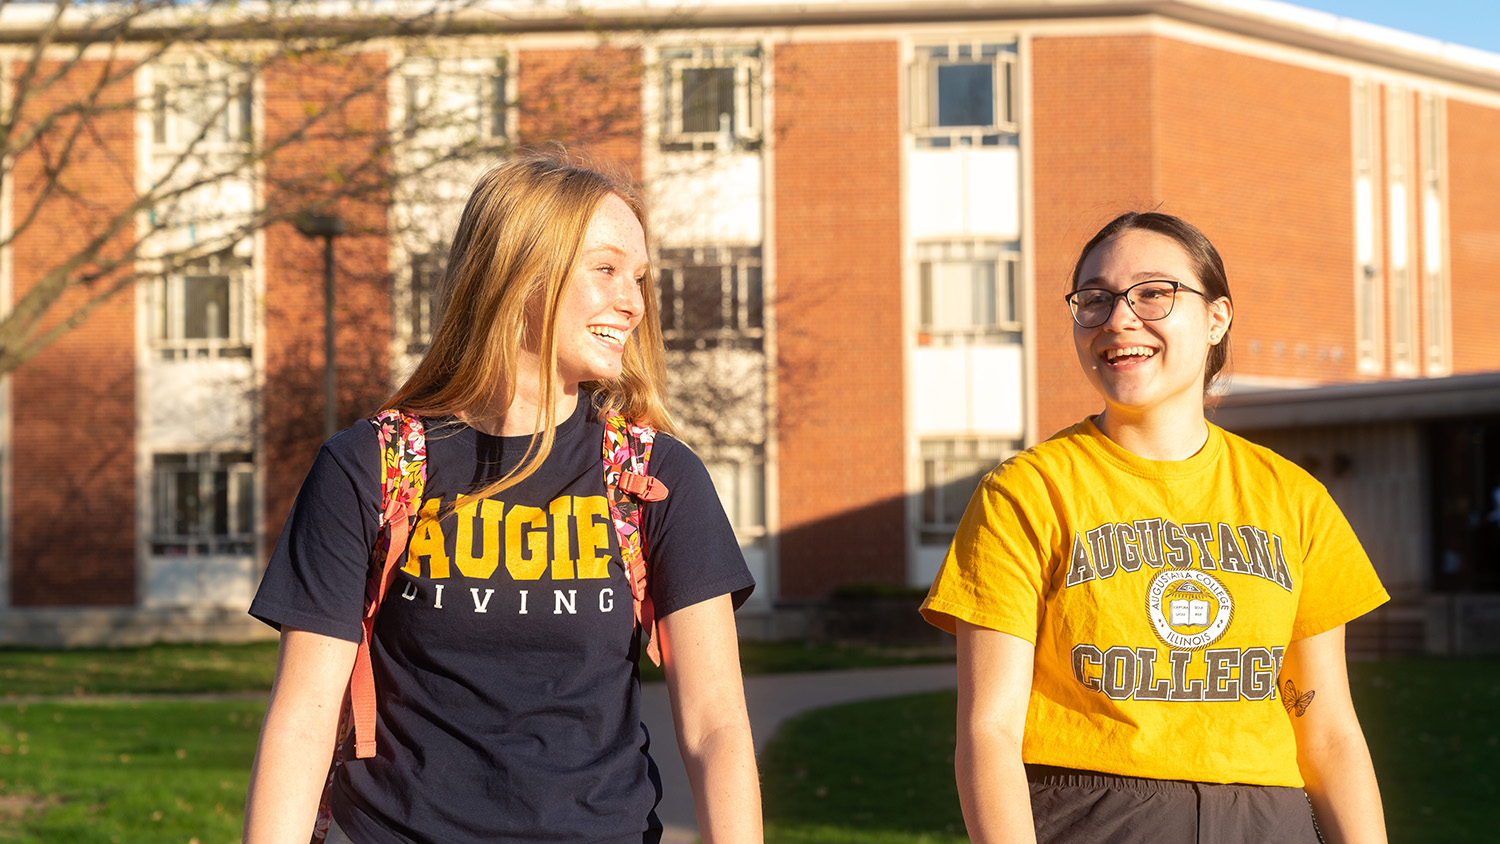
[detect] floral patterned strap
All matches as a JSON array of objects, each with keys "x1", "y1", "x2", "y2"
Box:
[
  {"x1": 603, "y1": 412, "x2": 668, "y2": 665},
  {"x1": 311, "y1": 409, "x2": 427, "y2": 844}
]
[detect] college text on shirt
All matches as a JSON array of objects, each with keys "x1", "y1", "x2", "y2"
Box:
[{"x1": 1065, "y1": 517, "x2": 1295, "y2": 704}]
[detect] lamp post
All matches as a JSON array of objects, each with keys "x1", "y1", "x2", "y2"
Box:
[{"x1": 293, "y1": 213, "x2": 346, "y2": 440}]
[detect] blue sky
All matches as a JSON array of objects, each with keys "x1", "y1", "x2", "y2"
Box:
[{"x1": 1286, "y1": 0, "x2": 1500, "y2": 54}]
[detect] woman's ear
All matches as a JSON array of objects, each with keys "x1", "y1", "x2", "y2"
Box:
[{"x1": 1208, "y1": 297, "x2": 1233, "y2": 345}]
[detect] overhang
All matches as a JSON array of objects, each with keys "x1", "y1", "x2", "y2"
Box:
[{"x1": 1212, "y1": 371, "x2": 1500, "y2": 431}]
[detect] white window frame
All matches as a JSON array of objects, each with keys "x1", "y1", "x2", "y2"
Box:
[
  {"x1": 661, "y1": 46, "x2": 762, "y2": 152},
  {"x1": 918, "y1": 437, "x2": 1017, "y2": 544},
  {"x1": 1385, "y1": 86, "x2": 1419, "y2": 376},
  {"x1": 150, "y1": 61, "x2": 254, "y2": 155},
  {"x1": 916, "y1": 239, "x2": 1021, "y2": 346},
  {"x1": 656, "y1": 245, "x2": 764, "y2": 350},
  {"x1": 148, "y1": 251, "x2": 252, "y2": 360},
  {"x1": 402, "y1": 247, "x2": 448, "y2": 353},
  {"x1": 703, "y1": 445, "x2": 767, "y2": 542},
  {"x1": 150, "y1": 451, "x2": 256, "y2": 557},
  {"x1": 1352, "y1": 78, "x2": 1384, "y2": 374},
  {"x1": 911, "y1": 41, "x2": 1017, "y2": 148},
  {"x1": 400, "y1": 55, "x2": 511, "y2": 148},
  {"x1": 1418, "y1": 92, "x2": 1449, "y2": 375}
]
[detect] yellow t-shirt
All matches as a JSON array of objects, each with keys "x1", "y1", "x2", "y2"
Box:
[{"x1": 921, "y1": 418, "x2": 1388, "y2": 787}]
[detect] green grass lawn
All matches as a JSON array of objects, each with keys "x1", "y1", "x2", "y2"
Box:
[
  {"x1": 0, "y1": 646, "x2": 1492, "y2": 843},
  {"x1": 757, "y1": 657, "x2": 1500, "y2": 844},
  {"x1": 0, "y1": 642, "x2": 281, "y2": 698},
  {"x1": 0, "y1": 700, "x2": 264, "y2": 844}
]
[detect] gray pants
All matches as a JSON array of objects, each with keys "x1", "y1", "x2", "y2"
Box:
[{"x1": 1026, "y1": 765, "x2": 1321, "y2": 844}]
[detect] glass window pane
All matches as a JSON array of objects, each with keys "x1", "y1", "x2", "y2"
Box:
[
  {"x1": 174, "y1": 470, "x2": 201, "y2": 535},
  {"x1": 235, "y1": 469, "x2": 254, "y2": 536},
  {"x1": 744, "y1": 265, "x2": 763, "y2": 330},
  {"x1": 936, "y1": 62, "x2": 994, "y2": 127},
  {"x1": 657, "y1": 268, "x2": 678, "y2": 332},
  {"x1": 681, "y1": 265, "x2": 724, "y2": 333},
  {"x1": 682, "y1": 67, "x2": 735, "y2": 134},
  {"x1": 211, "y1": 470, "x2": 231, "y2": 536},
  {"x1": 929, "y1": 260, "x2": 979, "y2": 330},
  {"x1": 970, "y1": 261, "x2": 997, "y2": 327},
  {"x1": 745, "y1": 461, "x2": 765, "y2": 530},
  {"x1": 706, "y1": 461, "x2": 740, "y2": 524},
  {"x1": 183, "y1": 274, "x2": 231, "y2": 340}
]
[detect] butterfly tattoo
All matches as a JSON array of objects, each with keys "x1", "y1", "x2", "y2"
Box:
[{"x1": 1281, "y1": 678, "x2": 1315, "y2": 717}]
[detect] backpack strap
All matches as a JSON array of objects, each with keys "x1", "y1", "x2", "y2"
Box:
[
  {"x1": 353, "y1": 410, "x2": 428, "y2": 757},
  {"x1": 313, "y1": 410, "x2": 427, "y2": 843},
  {"x1": 603, "y1": 412, "x2": 669, "y2": 665}
]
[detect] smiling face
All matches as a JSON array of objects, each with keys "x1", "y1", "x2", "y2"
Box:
[
  {"x1": 1072, "y1": 228, "x2": 1233, "y2": 426},
  {"x1": 551, "y1": 192, "x2": 649, "y2": 388}
]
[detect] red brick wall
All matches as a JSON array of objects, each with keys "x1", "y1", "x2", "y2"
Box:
[
  {"x1": 517, "y1": 47, "x2": 643, "y2": 182},
  {"x1": 1445, "y1": 99, "x2": 1500, "y2": 373},
  {"x1": 261, "y1": 52, "x2": 393, "y2": 545},
  {"x1": 1152, "y1": 39, "x2": 1354, "y2": 386},
  {"x1": 1031, "y1": 36, "x2": 1157, "y2": 438},
  {"x1": 1032, "y1": 34, "x2": 1354, "y2": 438},
  {"x1": 9, "y1": 60, "x2": 138, "y2": 605},
  {"x1": 773, "y1": 41, "x2": 905, "y2": 598}
]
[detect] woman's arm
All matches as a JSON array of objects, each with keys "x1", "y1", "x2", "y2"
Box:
[
  {"x1": 1280, "y1": 624, "x2": 1387, "y2": 844},
  {"x1": 658, "y1": 593, "x2": 763, "y2": 844},
  {"x1": 955, "y1": 620, "x2": 1037, "y2": 844},
  {"x1": 243, "y1": 628, "x2": 358, "y2": 844}
]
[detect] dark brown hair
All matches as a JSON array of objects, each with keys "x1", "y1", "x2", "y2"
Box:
[{"x1": 1070, "y1": 211, "x2": 1233, "y2": 390}]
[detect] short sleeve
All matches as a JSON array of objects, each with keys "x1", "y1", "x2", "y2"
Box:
[
  {"x1": 248, "y1": 422, "x2": 384, "y2": 642},
  {"x1": 920, "y1": 461, "x2": 1053, "y2": 640},
  {"x1": 1289, "y1": 483, "x2": 1389, "y2": 640},
  {"x1": 638, "y1": 435, "x2": 755, "y2": 619}
]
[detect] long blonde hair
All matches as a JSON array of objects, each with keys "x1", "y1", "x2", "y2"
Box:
[{"x1": 385, "y1": 150, "x2": 674, "y2": 500}]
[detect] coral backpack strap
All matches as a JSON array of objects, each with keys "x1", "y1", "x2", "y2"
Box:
[
  {"x1": 603, "y1": 412, "x2": 669, "y2": 665},
  {"x1": 312, "y1": 411, "x2": 426, "y2": 843},
  {"x1": 351, "y1": 409, "x2": 428, "y2": 757}
]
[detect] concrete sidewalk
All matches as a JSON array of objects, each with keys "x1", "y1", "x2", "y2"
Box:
[{"x1": 640, "y1": 663, "x2": 958, "y2": 843}]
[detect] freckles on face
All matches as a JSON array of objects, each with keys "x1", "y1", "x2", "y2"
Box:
[{"x1": 552, "y1": 193, "x2": 650, "y2": 387}]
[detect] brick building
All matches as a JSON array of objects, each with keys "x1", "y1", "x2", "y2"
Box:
[{"x1": 3, "y1": 0, "x2": 1499, "y2": 649}]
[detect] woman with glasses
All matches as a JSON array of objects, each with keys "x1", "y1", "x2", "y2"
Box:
[{"x1": 922, "y1": 212, "x2": 1388, "y2": 844}]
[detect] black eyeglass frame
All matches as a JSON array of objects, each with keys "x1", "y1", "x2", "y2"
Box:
[{"x1": 1063, "y1": 280, "x2": 1209, "y2": 328}]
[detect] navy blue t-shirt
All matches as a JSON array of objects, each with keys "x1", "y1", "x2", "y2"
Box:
[{"x1": 250, "y1": 395, "x2": 754, "y2": 844}]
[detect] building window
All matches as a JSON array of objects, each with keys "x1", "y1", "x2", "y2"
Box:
[
  {"x1": 660, "y1": 46, "x2": 762, "y2": 152},
  {"x1": 1419, "y1": 93, "x2": 1448, "y2": 375},
  {"x1": 1352, "y1": 79, "x2": 1383, "y2": 373},
  {"x1": 704, "y1": 448, "x2": 766, "y2": 541},
  {"x1": 402, "y1": 56, "x2": 509, "y2": 147},
  {"x1": 916, "y1": 240, "x2": 1020, "y2": 346},
  {"x1": 151, "y1": 451, "x2": 255, "y2": 556},
  {"x1": 911, "y1": 42, "x2": 1017, "y2": 148},
  {"x1": 919, "y1": 438, "x2": 1017, "y2": 544},
  {"x1": 405, "y1": 249, "x2": 447, "y2": 353},
  {"x1": 657, "y1": 246, "x2": 763, "y2": 351},
  {"x1": 150, "y1": 62, "x2": 253, "y2": 152},
  {"x1": 149, "y1": 252, "x2": 251, "y2": 360},
  {"x1": 1386, "y1": 86, "x2": 1418, "y2": 375}
]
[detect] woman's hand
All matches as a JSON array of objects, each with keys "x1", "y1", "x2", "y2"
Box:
[
  {"x1": 956, "y1": 620, "x2": 1038, "y2": 844},
  {"x1": 1281, "y1": 624, "x2": 1388, "y2": 844},
  {"x1": 243, "y1": 628, "x2": 358, "y2": 844},
  {"x1": 659, "y1": 594, "x2": 763, "y2": 844}
]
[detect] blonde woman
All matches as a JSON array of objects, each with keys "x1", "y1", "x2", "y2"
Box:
[
  {"x1": 923, "y1": 212, "x2": 1387, "y2": 844},
  {"x1": 244, "y1": 153, "x2": 761, "y2": 844}
]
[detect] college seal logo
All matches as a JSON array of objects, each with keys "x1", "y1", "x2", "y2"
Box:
[{"x1": 1146, "y1": 569, "x2": 1233, "y2": 650}]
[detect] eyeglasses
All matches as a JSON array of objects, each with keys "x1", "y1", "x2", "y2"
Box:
[{"x1": 1064, "y1": 280, "x2": 1208, "y2": 328}]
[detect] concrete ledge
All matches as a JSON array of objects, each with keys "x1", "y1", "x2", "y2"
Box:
[{"x1": 0, "y1": 607, "x2": 277, "y2": 648}]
